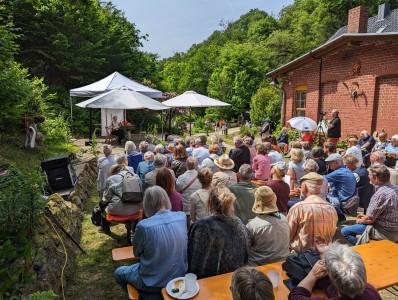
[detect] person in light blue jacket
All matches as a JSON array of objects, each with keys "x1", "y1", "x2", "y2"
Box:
[{"x1": 114, "y1": 186, "x2": 187, "y2": 292}]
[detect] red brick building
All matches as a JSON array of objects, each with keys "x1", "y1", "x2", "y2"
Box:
[{"x1": 267, "y1": 4, "x2": 398, "y2": 138}]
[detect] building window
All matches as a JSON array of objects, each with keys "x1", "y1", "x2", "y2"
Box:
[{"x1": 295, "y1": 86, "x2": 306, "y2": 117}]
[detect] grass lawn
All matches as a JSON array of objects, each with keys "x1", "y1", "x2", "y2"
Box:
[{"x1": 65, "y1": 187, "x2": 132, "y2": 300}]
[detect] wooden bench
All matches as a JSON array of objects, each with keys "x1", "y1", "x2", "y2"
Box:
[
  {"x1": 112, "y1": 246, "x2": 139, "y2": 263},
  {"x1": 127, "y1": 284, "x2": 139, "y2": 300},
  {"x1": 106, "y1": 210, "x2": 142, "y2": 245}
]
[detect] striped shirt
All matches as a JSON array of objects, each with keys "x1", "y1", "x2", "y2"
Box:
[
  {"x1": 287, "y1": 195, "x2": 338, "y2": 253},
  {"x1": 367, "y1": 182, "x2": 398, "y2": 228}
]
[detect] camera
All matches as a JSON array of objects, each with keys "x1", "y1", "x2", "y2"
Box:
[{"x1": 319, "y1": 111, "x2": 326, "y2": 116}]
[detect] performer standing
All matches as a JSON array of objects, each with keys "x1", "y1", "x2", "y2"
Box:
[{"x1": 324, "y1": 109, "x2": 341, "y2": 145}]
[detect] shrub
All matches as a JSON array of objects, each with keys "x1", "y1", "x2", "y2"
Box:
[{"x1": 0, "y1": 165, "x2": 46, "y2": 297}]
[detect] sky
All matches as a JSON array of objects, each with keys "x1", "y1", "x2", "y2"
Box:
[{"x1": 111, "y1": 0, "x2": 293, "y2": 59}]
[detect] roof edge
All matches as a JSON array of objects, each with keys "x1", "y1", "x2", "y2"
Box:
[{"x1": 266, "y1": 33, "x2": 398, "y2": 77}]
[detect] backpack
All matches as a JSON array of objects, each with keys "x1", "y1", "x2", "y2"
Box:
[
  {"x1": 282, "y1": 248, "x2": 330, "y2": 289},
  {"x1": 91, "y1": 204, "x2": 102, "y2": 226},
  {"x1": 118, "y1": 171, "x2": 143, "y2": 203}
]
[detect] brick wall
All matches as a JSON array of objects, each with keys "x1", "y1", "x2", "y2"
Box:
[{"x1": 283, "y1": 41, "x2": 398, "y2": 137}]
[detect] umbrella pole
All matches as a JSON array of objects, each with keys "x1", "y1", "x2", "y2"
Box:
[
  {"x1": 124, "y1": 109, "x2": 127, "y2": 142},
  {"x1": 161, "y1": 110, "x2": 164, "y2": 140},
  {"x1": 189, "y1": 107, "x2": 192, "y2": 136},
  {"x1": 69, "y1": 96, "x2": 73, "y2": 135},
  {"x1": 89, "y1": 108, "x2": 93, "y2": 142},
  {"x1": 168, "y1": 108, "x2": 172, "y2": 139}
]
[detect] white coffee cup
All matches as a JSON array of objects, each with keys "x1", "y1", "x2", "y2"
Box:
[
  {"x1": 184, "y1": 273, "x2": 197, "y2": 292},
  {"x1": 267, "y1": 270, "x2": 280, "y2": 288}
]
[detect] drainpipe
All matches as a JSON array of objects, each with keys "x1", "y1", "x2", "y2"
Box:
[
  {"x1": 270, "y1": 78, "x2": 286, "y2": 127},
  {"x1": 310, "y1": 51, "x2": 323, "y2": 123}
]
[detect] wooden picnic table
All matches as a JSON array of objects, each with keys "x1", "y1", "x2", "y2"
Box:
[{"x1": 161, "y1": 240, "x2": 398, "y2": 300}]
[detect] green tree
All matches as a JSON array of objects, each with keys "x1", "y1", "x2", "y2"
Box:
[{"x1": 250, "y1": 86, "x2": 281, "y2": 127}]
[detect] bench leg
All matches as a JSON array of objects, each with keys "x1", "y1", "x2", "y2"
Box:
[{"x1": 126, "y1": 221, "x2": 132, "y2": 246}]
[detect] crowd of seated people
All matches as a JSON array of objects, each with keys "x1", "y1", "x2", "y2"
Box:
[{"x1": 94, "y1": 128, "x2": 398, "y2": 299}]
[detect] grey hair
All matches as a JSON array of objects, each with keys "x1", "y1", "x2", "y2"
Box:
[
  {"x1": 166, "y1": 135, "x2": 174, "y2": 142},
  {"x1": 371, "y1": 151, "x2": 386, "y2": 163},
  {"x1": 115, "y1": 154, "x2": 127, "y2": 165},
  {"x1": 233, "y1": 136, "x2": 243, "y2": 145},
  {"x1": 231, "y1": 266, "x2": 274, "y2": 300},
  {"x1": 360, "y1": 130, "x2": 369, "y2": 137},
  {"x1": 103, "y1": 145, "x2": 112, "y2": 156},
  {"x1": 391, "y1": 134, "x2": 398, "y2": 141},
  {"x1": 143, "y1": 186, "x2": 171, "y2": 217},
  {"x1": 139, "y1": 141, "x2": 149, "y2": 152},
  {"x1": 144, "y1": 151, "x2": 154, "y2": 160},
  {"x1": 368, "y1": 163, "x2": 390, "y2": 183},
  {"x1": 154, "y1": 154, "x2": 167, "y2": 167},
  {"x1": 145, "y1": 135, "x2": 153, "y2": 143},
  {"x1": 186, "y1": 156, "x2": 198, "y2": 170},
  {"x1": 239, "y1": 164, "x2": 253, "y2": 181},
  {"x1": 125, "y1": 141, "x2": 136, "y2": 152},
  {"x1": 325, "y1": 243, "x2": 366, "y2": 299},
  {"x1": 154, "y1": 144, "x2": 165, "y2": 154},
  {"x1": 194, "y1": 137, "x2": 202, "y2": 145},
  {"x1": 303, "y1": 159, "x2": 319, "y2": 172},
  {"x1": 244, "y1": 137, "x2": 253, "y2": 146}
]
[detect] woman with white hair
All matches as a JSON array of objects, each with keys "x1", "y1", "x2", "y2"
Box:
[
  {"x1": 125, "y1": 141, "x2": 143, "y2": 172},
  {"x1": 187, "y1": 187, "x2": 250, "y2": 279},
  {"x1": 289, "y1": 241, "x2": 381, "y2": 300},
  {"x1": 114, "y1": 186, "x2": 187, "y2": 292}
]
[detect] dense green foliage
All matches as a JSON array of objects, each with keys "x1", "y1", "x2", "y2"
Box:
[
  {"x1": 158, "y1": 0, "x2": 397, "y2": 127},
  {"x1": 0, "y1": 165, "x2": 46, "y2": 297},
  {"x1": 1, "y1": 0, "x2": 397, "y2": 296}
]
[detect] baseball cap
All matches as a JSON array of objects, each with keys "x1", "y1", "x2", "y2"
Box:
[{"x1": 325, "y1": 153, "x2": 343, "y2": 162}]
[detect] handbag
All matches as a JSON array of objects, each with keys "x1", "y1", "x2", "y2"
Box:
[
  {"x1": 341, "y1": 195, "x2": 360, "y2": 216},
  {"x1": 91, "y1": 204, "x2": 102, "y2": 226},
  {"x1": 282, "y1": 248, "x2": 330, "y2": 288}
]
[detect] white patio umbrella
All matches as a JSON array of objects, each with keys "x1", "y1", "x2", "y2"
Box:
[
  {"x1": 76, "y1": 87, "x2": 169, "y2": 138},
  {"x1": 287, "y1": 116, "x2": 318, "y2": 131},
  {"x1": 162, "y1": 91, "x2": 230, "y2": 135}
]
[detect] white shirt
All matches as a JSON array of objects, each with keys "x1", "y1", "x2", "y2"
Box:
[
  {"x1": 192, "y1": 147, "x2": 210, "y2": 168},
  {"x1": 268, "y1": 150, "x2": 284, "y2": 165}
]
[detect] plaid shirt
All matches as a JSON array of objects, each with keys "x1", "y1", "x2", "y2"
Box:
[
  {"x1": 367, "y1": 182, "x2": 398, "y2": 228},
  {"x1": 287, "y1": 195, "x2": 338, "y2": 253}
]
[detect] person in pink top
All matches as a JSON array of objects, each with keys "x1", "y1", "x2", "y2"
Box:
[{"x1": 252, "y1": 143, "x2": 271, "y2": 181}]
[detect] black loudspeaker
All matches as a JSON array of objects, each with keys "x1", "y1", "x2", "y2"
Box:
[{"x1": 41, "y1": 154, "x2": 77, "y2": 191}]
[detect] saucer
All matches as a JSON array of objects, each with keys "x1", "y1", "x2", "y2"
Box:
[{"x1": 166, "y1": 277, "x2": 200, "y2": 299}]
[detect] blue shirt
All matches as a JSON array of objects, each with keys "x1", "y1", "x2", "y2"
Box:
[
  {"x1": 325, "y1": 166, "x2": 356, "y2": 201},
  {"x1": 136, "y1": 160, "x2": 155, "y2": 190},
  {"x1": 384, "y1": 143, "x2": 398, "y2": 155},
  {"x1": 133, "y1": 210, "x2": 187, "y2": 287},
  {"x1": 127, "y1": 150, "x2": 143, "y2": 172}
]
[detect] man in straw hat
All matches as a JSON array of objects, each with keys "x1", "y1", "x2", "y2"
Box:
[
  {"x1": 287, "y1": 172, "x2": 337, "y2": 253},
  {"x1": 213, "y1": 154, "x2": 237, "y2": 186},
  {"x1": 246, "y1": 186, "x2": 290, "y2": 266},
  {"x1": 229, "y1": 164, "x2": 259, "y2": 224}
]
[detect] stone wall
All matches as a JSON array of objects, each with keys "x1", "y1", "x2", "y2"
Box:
[{"x1": 22, "y1": 155, "x2": 98, "y2": 296}]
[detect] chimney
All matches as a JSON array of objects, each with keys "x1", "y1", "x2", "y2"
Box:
[
  {"x1": 377, "y1": 3, "x2": 391, "y2": 21},
  {"x1": 347, "y1": 6, "x2": 369, "y2": 33}
]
